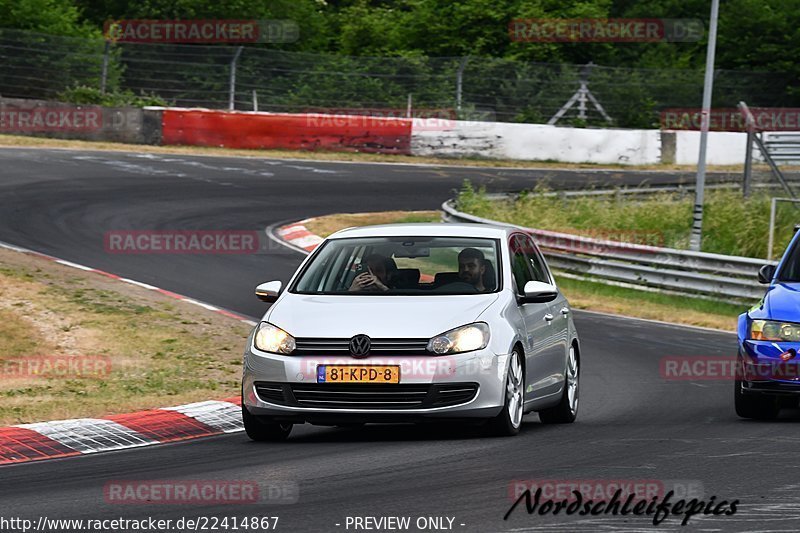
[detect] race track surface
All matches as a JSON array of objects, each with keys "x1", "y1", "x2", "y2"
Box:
[{"x1": 0, "y1": 148, "x2": 791, "y2": 532}]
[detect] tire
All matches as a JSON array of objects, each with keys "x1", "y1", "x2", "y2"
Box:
[
  {"x1": 539, "y1": 344, "x2": 579, "y2": 424},
  {"x1": 242, "y1": 403, "x2": 293, "y2": 441},
  {"x1": 734, "y1": 379, "x2": 780, "y2": 420},
  {"x1": 484, "y1": 350, "x2": 524, "y2": 437}
]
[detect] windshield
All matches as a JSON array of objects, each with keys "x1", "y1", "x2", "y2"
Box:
[
  {"x1": 291, "y1": 236, "x2": 501, "y2": 295},
  {"x1": 778, "y1": 237, "x2": 800, "y2": 282}
]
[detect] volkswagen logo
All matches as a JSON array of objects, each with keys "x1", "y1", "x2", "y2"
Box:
[{"x1": 349, "y1": 334, "x2": 371, "y2": 358}]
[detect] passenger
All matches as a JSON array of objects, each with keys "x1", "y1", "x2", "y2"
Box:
[
  {"x1": 458, "y1": 248, "x2": 488, "y2": 292},
  {"x1": 349, "y1": 254, "x2": 393, "y2": 292}
]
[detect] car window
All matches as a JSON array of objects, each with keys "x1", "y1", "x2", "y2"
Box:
[
  {"x1": 520, "y1": 235, "x2": 550, "y2": 283},
  {"x1": 509, "y1": 235, "x2": 534, "y2": 293},
  {"x1": 291, "y1": 236, "x2": 501, "y2": 295}
]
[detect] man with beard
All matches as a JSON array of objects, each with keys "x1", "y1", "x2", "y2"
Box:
[{"x1": 457, "y1": 247, "x2": 488, "y2": 292}]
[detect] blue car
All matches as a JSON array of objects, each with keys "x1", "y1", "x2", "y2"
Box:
[{"x1": 736, "y1": 230, "x2": 800, "y2": 419}]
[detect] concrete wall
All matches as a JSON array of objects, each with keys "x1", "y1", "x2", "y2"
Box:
[
  {"x1": 0, "y1": 98, "x2": 161, "y2": 144},
  {"x1": 411, "y1": 121, "x2": 662, "y2": 165},
  {"x1": 673, "y1": 130, "x2": 749, "y2": 165}
]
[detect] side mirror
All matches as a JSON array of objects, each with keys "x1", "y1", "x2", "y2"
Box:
[
  {"x1": 757, "y1": 264, "x2": 776, "y2": 284},
  {"x1": 255, "y1": 281, "x2": 282, "y2": 303},
  {"x1": 522, "y1": 280, "x2": 559, "y2": 303}
]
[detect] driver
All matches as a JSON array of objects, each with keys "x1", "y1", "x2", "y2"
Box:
[
  {"x1": 458, "y1": 248, "x2": 487, "y2": 292},
  {"x1": 349, "y1": 254, "x2": 393, "y2": 292}
]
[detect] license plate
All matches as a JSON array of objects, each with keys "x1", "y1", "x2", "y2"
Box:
[{"x1": 317, "y1": 365, "x2": 400, "y2": 384}]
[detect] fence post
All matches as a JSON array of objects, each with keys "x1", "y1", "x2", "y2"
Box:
[
  {"x1": 229, "y1": 46, "x2": 244, "y2": 111},
  {"x1": 100, "y1": 41, "x2": 110, "y2": 95},
  {"x1": 456, "y1": 56, "x2": 468, "y2": 113},
  {"x1": 252, "y1": 90, "x2": 258, "y2": 112},
  {"x1": 743, "y1": 129, "x2": 754, "y2": 197},
  {"x1": 768, "y1": 197, "x2": 778, "y2": 260},
  {"x1": 739, "y1": 101, "x2": 755, "y2": 198},
  {"x1": 407, "y1": 93, "x2": 412, "y2": 118}
]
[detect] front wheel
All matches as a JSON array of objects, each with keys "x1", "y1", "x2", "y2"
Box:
[
  {"x1": 242, "y1": 404, "x2": 293, "y2": 441},
  {"x1": 484, "y1": 350, "x2": 524, "y2": 437},
  {"x1": 539, "y1": 344, "x2": 579, "y2": 424},
  {"x1": 734, "y1": 379, "x2": 779, "y2": 420}
]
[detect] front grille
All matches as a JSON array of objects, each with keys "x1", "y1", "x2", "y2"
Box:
[
  {"x1": 293, "y1": 338, "x2": 431, "y2": 356},
  {"x1": 430, "y1": 385, "x2": 480, "y2": 407},
  {"x1": 254, "y1": 382, "x2": 286, "y2": 403},
  {"x1": 253, "y1": 381, "x2": 478, "y2": 410}
]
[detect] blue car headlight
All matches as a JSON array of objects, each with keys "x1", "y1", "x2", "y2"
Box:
[{"x1": 750, "y1": 319, "x2": 800, "y2": 342}]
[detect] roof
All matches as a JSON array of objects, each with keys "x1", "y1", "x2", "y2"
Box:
[{"x1": 327, "y1": 223, "x2": 513, "y2": 240}]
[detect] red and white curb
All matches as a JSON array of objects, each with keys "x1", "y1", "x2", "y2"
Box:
[
  {"x1": 274, "y1": 219, "x2": 322, "y2": 254},
  {"x1": 0, "y1": 398, "x2": 242, "y2": 465},
  {"x1": 0, "y1": 240, "x2": 258, "y2": 465}
]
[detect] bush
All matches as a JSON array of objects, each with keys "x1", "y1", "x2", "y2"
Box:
[{"x1": 57, "y1": 85, "x2": 168, "y2": 107}]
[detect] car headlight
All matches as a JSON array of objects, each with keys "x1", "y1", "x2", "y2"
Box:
[
  {"x1": 750, "y1": 319, "x2": 800, "y2": 342},
  {"x1": 427, "y1": 323, "x2": 490, "y2": 355},
  {"x1": 253, "y1": 322, "x2": 296, "y2": 354}
]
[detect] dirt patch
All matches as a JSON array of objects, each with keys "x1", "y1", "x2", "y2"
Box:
[{"x1": 0, "y1": 248, "x2": 253, "y2": 424}]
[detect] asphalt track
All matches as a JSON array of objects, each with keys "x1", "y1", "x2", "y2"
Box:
[{"x1": 0, "y1": 147, "x2": 795, "y2": 532}]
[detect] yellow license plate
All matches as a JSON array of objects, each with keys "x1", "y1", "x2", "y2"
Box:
[{"x1": 317, "y1": 365, "x2": 400, "y2": 384}]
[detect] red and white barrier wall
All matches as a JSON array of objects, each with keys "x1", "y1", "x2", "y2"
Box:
[
  {"x1": 162, "y1": 109, "x2": 412, "y2": 154},
  {"x1": 0, "y1": 97, "x2": 761, "y2": 164},
  {"x1": 157, "y1": 107, "x2": 756, "y2": 165}
]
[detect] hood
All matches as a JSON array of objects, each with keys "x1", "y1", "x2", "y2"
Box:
[
  {"x1": 264, "y1": 293, "x2": 500, "y2": 338},
  {"x1": 761, "y1": 282, "x2": 800, "y2": 321}
]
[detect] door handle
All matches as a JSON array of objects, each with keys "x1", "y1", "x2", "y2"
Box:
[
  {"x1": 560, "y1": 307, "x2": 570, "y2": 315},
  {"x1": 544, "y1": 313, "x2": 554, "y2": 322}
]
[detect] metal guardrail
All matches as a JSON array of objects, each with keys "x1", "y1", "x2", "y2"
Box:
[
  {"x1": 441, "y1": 199, "x2": 777, "y2": 302},
  {"x1": 764, "y1": 133, "x2": 800, "y2": 164}
]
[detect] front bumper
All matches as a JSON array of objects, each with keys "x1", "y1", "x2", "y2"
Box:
[
  {"x1": 739, "y1": 340, "x2": 800, "y2": 395},
  {"x1": 242, "y1": 346, "x2": 509, "y2": 422}
]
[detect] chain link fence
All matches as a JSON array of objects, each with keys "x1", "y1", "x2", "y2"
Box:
[{"x1": 0, "y1": 27, "x2": 797, "y2": 128}]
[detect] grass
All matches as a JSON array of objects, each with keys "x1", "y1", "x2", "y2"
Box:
[
  {"x1": 557, "y1": 276, "x2": 741, "y2": 331},
  {"x1": 0, "y1": 250, "x2": 251, "y2": 425},
  {"x1": 457, "y1": 181, "x2": 795, "y2": 259},
  {"x1": 301, "y1": 210, "x2": 748, "y2": 331},
  {"x1": 0, "y1": 133, "x2": 750, "y2": 171}
]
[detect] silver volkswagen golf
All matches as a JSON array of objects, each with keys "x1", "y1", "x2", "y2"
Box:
[{"x1": 242, "y1": 224, "x2": 580, "y2": 440}]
